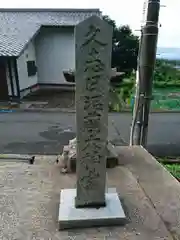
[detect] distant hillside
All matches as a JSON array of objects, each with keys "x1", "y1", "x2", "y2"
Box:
[{"x1": 157, "y1": 47, "x2": 180, "y2": 60}]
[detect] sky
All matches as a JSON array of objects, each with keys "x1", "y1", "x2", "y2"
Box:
[{"x1": 0, "y1": 0, "x2": 179, "y2": 48}]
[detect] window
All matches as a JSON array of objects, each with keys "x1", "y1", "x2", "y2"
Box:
[{"x1": 27, "y1": 61, "x2": 37, "y2": 77}]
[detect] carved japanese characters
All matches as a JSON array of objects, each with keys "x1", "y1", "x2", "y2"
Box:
[{"x1": 75, "y1": 16, "x2": 112, "y2": 208}]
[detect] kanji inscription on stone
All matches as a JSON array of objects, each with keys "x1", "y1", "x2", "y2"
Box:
[{"x1": 75, "y1": 16, "x2": 113, "y2": 208}]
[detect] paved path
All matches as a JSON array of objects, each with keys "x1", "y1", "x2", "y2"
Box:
[
  {"x1": 0, "y1": 151, "x2": 177, "y2": 239},
  {"x1": 0, "y1": 112, "x2": 180, "y2": 156}
]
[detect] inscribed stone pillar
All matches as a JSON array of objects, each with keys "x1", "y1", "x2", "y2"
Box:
[{"x1": 75, "y1": 16, "x2": 113, "y2": 208}]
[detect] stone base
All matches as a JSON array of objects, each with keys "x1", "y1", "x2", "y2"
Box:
[{"x1": 58, "y1": 188, "x2": 126, "y2": 230}]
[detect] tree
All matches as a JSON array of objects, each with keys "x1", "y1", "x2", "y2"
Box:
[{"x1": 103, "y1": 15, "x2": 139, "y2": 75}]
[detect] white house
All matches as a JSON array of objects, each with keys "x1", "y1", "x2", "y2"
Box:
[{"x1": 0, "y1": 8, "x2": 101, "y2": 101}]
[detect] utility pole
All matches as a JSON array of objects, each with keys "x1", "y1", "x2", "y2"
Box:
[{"x1": 130, "y1": 0, "x2": 160, "y2": 146}]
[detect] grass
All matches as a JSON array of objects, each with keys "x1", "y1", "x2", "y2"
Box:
[
  {"x1": 164, "y1": 164, "x2": 180, "y2": 179},
  {"x1": 157, "y1": 157, "x2": 180, "y2": 180}
]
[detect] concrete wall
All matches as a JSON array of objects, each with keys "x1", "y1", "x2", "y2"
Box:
[
  {"x1": 17, "y1": 40, "x2": 38, "y2": 91},
  {"x1": 35, "y1": 27, "x2": 75, "y2": 85}
]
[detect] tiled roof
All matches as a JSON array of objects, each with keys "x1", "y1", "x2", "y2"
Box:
[{"x1": 0, "y1": 9, "x2": 101, "y2": 56}]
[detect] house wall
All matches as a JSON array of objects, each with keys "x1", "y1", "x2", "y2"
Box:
[
  {"x1": 17, "y1": 40, "x2": 38, "y2": 91},
  {"x1": 35, "y1": 27, "x2": 75, "y2": 85}
]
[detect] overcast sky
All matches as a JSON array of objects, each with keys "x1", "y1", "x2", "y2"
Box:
[{"x1": 1, "y1": 0, "x2": 179, "y2": 47}]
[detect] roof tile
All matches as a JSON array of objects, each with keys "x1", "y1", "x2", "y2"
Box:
[{"x1": 0, "y1": 9, "x2": 100, "y2": 56}]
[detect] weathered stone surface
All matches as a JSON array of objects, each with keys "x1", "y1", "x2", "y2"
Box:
[
  {"x1": 75, "y1": 16, "x2": 113, "y2": 208},
  {"x1": 59, "y1": 139, "x2": 118, "y2": 173}
]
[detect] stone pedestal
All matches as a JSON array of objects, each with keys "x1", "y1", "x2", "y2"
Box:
[{"x1": 58, "y1": 188, "x2": 126, "y2": 230}]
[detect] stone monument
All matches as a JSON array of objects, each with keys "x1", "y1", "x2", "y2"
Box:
[
  {"x1": 58, "y1": 137, "x2": 118, "y2": 173},
  {"x1": 58, "y1": 15, "x2": 126, "y2": 230}
]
